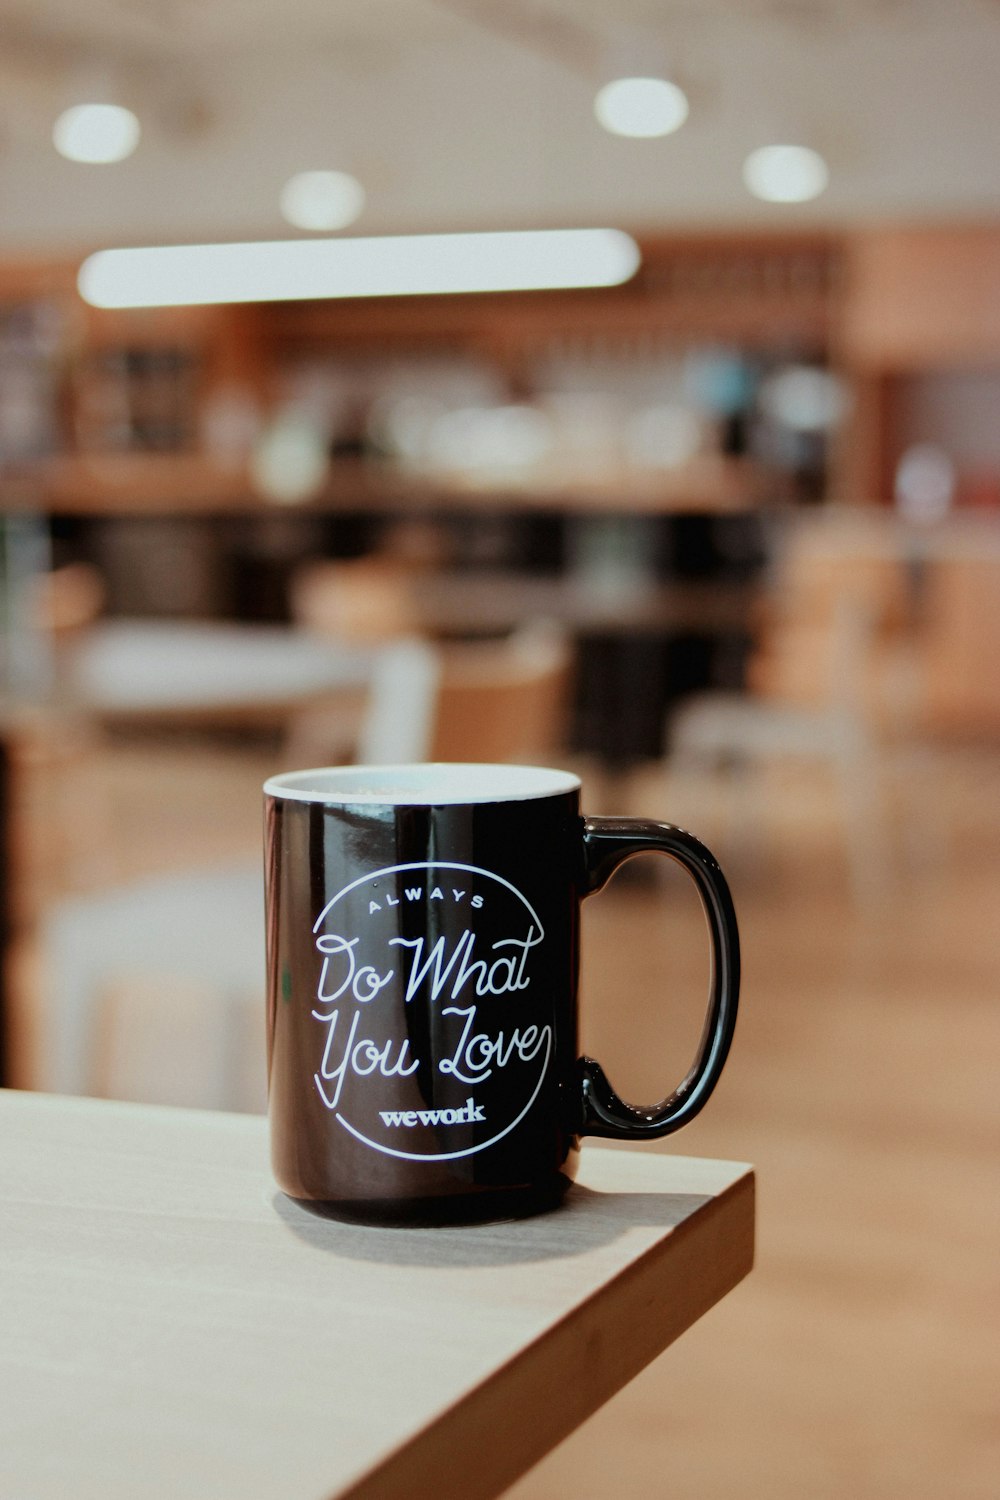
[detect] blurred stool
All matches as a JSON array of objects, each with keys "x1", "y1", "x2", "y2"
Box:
[
  {"x1": 666, "y1": 526, "x2": 913, "y2": 903},
  {"x1": 23, "y1": 562, "x2": 113, "y2": 891}
]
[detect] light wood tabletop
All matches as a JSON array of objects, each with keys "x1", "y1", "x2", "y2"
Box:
[{"x1": 0, "y1": 1089, "x2": 754, "y2": 1500}]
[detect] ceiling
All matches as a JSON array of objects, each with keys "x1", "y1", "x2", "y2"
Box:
[{"x1": 1, "y1": 0, "x2": 999, "y2": 250}]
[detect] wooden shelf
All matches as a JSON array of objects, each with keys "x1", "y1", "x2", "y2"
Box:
[
  {"x1": 2, "y1": 453, "x2": 253, "y2": 515},
  {"x1": 2, "y1": 452, "x2": 767, "y2": 517},
  {"x1": 4, "y1": 226, "x2": 999, "y2": 518}
]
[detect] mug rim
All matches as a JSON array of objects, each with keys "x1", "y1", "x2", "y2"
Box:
[{"x1": 264, "y1": 762, "x2": 582, "y2": 806}]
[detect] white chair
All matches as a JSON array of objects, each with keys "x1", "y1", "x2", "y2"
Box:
[
  {"x1": 356, "y1": 637, "x2": 441, "y2": 763},
  {"x1": 281, "y1": 635, "x2": 439, "y2": 768},
  {"x1": 37, "y1": 863, "x2": 267, "y2": 1111}
]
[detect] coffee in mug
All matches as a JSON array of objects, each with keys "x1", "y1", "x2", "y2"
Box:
[{"x1": 264, "y1": 763, "x2": 739, "y2": 1225}]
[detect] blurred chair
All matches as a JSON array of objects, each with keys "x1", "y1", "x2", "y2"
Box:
[
  {"x1": 920, "y1": 553, "x2": 1000, "y2": 736},
  {"x1": 30, "y1": 561, "x2": 107, "y2": 680},
  {"x1": 354, "y1": 637, "x2": 441, "y2": 764},
  {"x1": 284, "y1": 555, "x2": 425, "y2": 763},
  {"x1": 287, "y1": 622, "x2": 573, "y2": 768},
  {"x1": 37, "y1": 863, "x2": 266, "y2": 1111},
  {"x1": 666, "y1": 521, "x2": 917, "y2": 901},
  {"x1": 289, "y1": 556, "x2": 422, "y2": 644},
  {"x1": 424, "y1": 622, "x2": 572, "y2": 764},
  {"x1": 34, "y1": 621, "x2": 572, "y2": 1108}
]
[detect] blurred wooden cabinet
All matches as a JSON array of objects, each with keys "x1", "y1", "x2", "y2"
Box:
[
  {"x1": 1, "y1": 233, "x2": 843, "y2": 518},
  {"x1": 842, "y1": 227, "x2": 1000, "y2": 369},
  {"x1": 4, "y1": 228, "x2": 1000, "y2": 737},
  {"x1": 837, "y1": 226, "x2": 1000, "y2": 506},
  {"x1": 5, "y1": 227, "x2": 1000, "y2": 517}
]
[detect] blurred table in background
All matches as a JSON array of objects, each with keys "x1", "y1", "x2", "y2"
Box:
[
  {"x1": 68, "y1": 619, "x2": 373, "y2": 729},
  {"x1": 60, "y1": 576, "x2": 759, "y2": 763}
]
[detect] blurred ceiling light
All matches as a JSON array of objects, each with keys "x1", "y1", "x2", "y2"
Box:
[
  {"x1": 53, "y1": 103, "x2": 140, "y2": 164},
  {"x1": 594, "y1": 76, "x2": 689, "y2": 138},
  {"x1": 78, "y1": 229, "x2": 641, "y2": 308},
  {"x1": 280, "y1": 170, "x2": 365, "y2": 232},
  {"x1": 742, "y1": 144, "x2": 829, "y2": 203}
]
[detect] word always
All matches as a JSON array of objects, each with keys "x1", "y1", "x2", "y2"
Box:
[{"x1": 368, "y1": 884, "x2": 484, "y2": 916}]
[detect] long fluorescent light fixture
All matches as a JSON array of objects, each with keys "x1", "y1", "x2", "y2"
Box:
[{"x1": 77, "y1": 228, "x2": 641, "y2": 308}]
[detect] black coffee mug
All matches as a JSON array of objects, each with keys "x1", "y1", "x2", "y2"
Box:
[{"x1": 264, "y1": 763, "x2": 739, "y2": 1225}]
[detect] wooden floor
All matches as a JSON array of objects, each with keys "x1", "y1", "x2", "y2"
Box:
[{"x1": 17, "y1": 733, "x2": 1000, "y2": 1500}]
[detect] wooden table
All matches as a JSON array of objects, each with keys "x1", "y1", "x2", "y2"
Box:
[{"x1": 0, "y1": 1090, "x2": 754, "y2": 1500}]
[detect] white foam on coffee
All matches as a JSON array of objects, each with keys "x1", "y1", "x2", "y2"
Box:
[{"x1": 264, "y1": 763, "x2": 581, "y2": 805}]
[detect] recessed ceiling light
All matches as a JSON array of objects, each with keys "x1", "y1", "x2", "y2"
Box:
[
  {"x1": 77, "y1": 229, "x2": 642, "y2": 308},
  {"x1": 280, "y1": 171, "x2": 366, "y2": 232},
  {"x1": 594, "y1": 77, "x2": 689, "y2": 138},
  {"x1": 742, "y1": 144, "x2": 829, "y2": 203},
  {"x1": 53, "y1": 103, "x2": 140, "y2": 164}
]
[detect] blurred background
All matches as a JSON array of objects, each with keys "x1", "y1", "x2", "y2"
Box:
[{"x1": 0, "y1": 3, "x2": 998, "y2": 1497}]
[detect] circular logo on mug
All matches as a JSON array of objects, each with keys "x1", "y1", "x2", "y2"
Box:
[{"x1": 309, "y1": 862, "x2": 551, "y2": 1161}]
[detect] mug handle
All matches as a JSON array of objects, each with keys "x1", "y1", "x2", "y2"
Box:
[{"x1": 578, "y1": 816, "x2": 740, "y2": 1140}]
